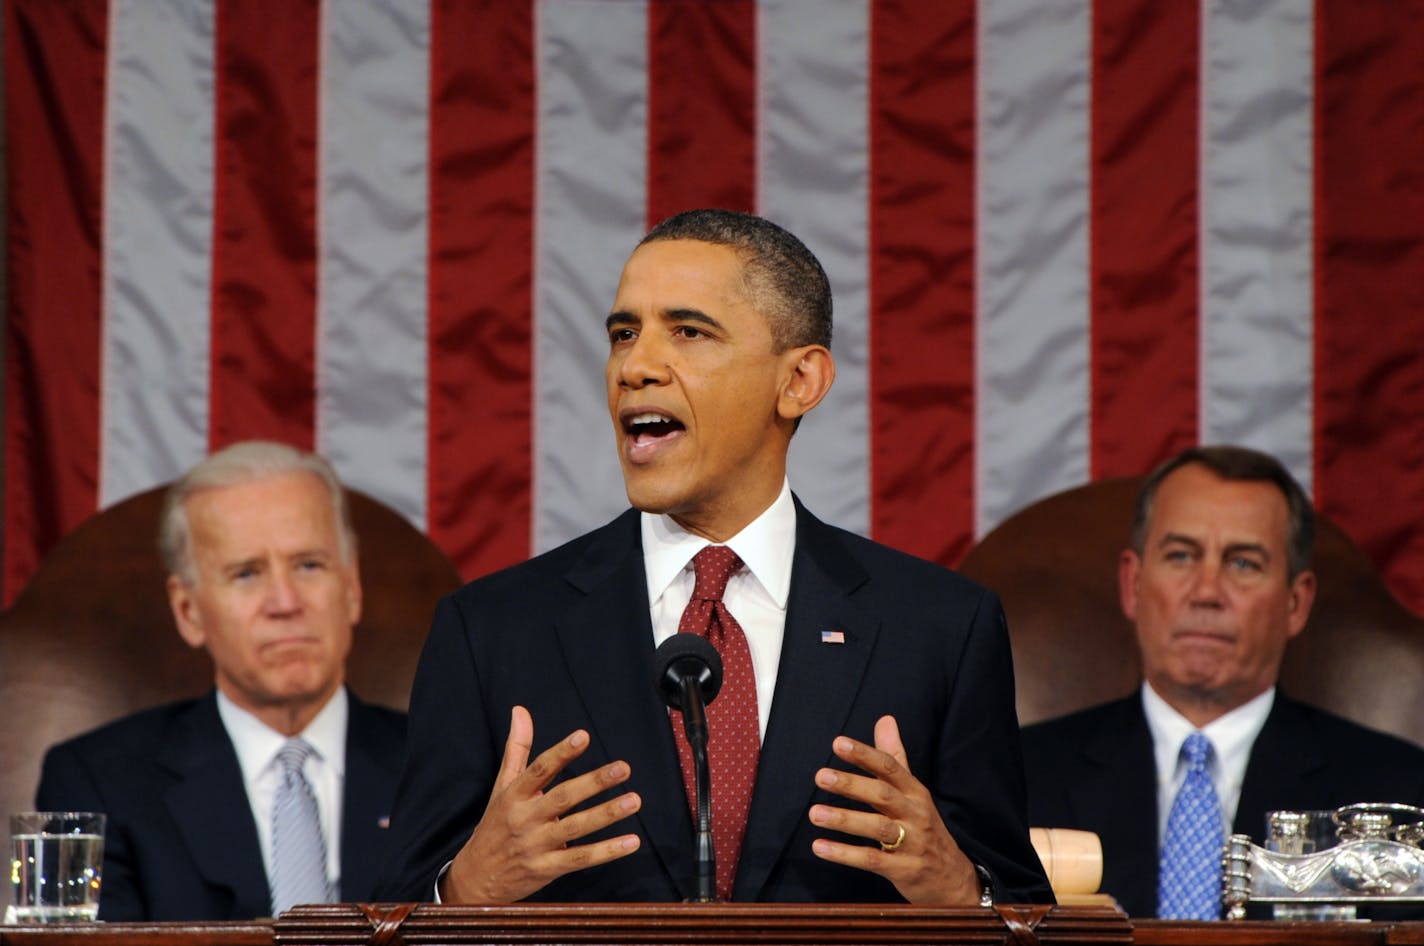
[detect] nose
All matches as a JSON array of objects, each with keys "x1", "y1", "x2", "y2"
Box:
[
  {"x1": 1188, "y1": 559, "x2": 1225, "y2": 606},
  {"x1": 614, "y1": 331, "x2": 671, "y2": 390},
  {"x1": 263, "y1": 568, "x2": 302, "y2": 615}
]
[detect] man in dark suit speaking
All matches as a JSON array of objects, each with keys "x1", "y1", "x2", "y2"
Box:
[
  {"x1": 1021, "y1": 445, "x2": 1424, "y2": 918},
  {"x1": 36, "y1": 441, "x2": 406, "y2": 920},
  {"x1": 376, "y1": 209, "x2": 1051, "y2": 906}
]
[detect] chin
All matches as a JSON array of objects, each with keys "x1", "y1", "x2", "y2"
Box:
[
  {"x1": 622, "y1": 476, "x2": 689, "y2": 516},
  {"x1": 267, "y1": 670, "x2": 338, "y2": 701},
  {"x1": 1167, "y1": 663, "x2": 1230, "y2": 693}
]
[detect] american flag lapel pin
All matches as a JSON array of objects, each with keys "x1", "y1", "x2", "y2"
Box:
[{"x1": 820, "y1": 629, "x2": 846, "y2": 645}]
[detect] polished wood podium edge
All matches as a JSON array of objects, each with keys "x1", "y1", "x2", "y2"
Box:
[
  {"x1": 5, "y1": 907, "x2": 1422, "y2": 946},
  {"x1": 1133, "y1": 920, "x2": 1400, "y2": 946},
  {"x1": 0, "y1": 905, "x2": 1121, "y2": 946},
  {"x1": 269, "y1": 902, "x2": 1130, "y2": 946},
  {"x1": 0, "y1": 921, "x2": 270, "y2": 946}
]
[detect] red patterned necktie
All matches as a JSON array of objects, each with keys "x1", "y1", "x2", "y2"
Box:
[{"x1": 668, "y1": 545, "x2": 761, "y2": 901}]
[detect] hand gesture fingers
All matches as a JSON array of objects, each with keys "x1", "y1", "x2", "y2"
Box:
[
  {"x1": 808, "y1": 802, "x2": 907, "y2": 850},
  {"x1": 442, "y1": 707, "x2": 642, "y2": 904},
  {"x1": 808, "y1": 714, "x2": 980, "y2": 906},
  {"x1": 492, "y1": 704, "x2": 535, "y2": 792},
  {"x1": 874, "y1": 714, "x2": 910, "y2": 771},
  {"x1": 826, "y1": 717, "x2": 921, "y2": 799},
  {"x1": 522, "y1": 756, "x2": 636, "y2": 829}
]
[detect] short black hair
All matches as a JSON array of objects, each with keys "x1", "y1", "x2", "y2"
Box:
[
  {"x1": 640, "y1": 208, "x2": 832, "y2": 352},
  {"x1": 1131, "y1": 445, "x2": 1315, "y2": 578}
]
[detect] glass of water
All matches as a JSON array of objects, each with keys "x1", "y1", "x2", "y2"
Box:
[{"x1": 7, "y1": 812, "x2": 105, "y2": 923}]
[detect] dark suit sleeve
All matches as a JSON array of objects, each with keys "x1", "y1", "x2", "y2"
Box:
[
  {"x1": 930, "y1": 589, "x2": 1054, "y2": 904},
  {"x1": 375, "y1": 594, "x2": 500, "y2": 901},
  {"x1": 36, "y1": 744, "x2": 147, "y2": 921}
]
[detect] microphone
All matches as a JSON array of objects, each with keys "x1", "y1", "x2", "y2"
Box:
[{"x1": 652, "y1": 633, "x2": 723, "y2": 903}]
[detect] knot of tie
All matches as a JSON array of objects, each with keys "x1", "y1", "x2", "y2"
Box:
[
  {"x1": 1181, "y1": 731, "x2": 1213, "y2": 771},
  {"x1": 691, "y1": 546, "x2": 742, "y2": 603},
  {"x1": 276, "y1": 739, "x2": 316, "y2": 779}
]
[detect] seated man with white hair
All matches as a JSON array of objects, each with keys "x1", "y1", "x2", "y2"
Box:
[{"x1": 36, "y1": 441, "x2": 406, "y2": 920}]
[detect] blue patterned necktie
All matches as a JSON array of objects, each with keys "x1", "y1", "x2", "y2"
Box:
[
  {"x1": 270, "y1": 739, "x2": 333, "y2": 915},
  {"x1": 1157, "y1": 731, "x2": 1224, "y2": 919}
]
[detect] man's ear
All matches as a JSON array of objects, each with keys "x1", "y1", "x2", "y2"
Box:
[
  {"x1": 168, "y1": 574, "x2": 207, "y2": 650},
  {"x1": 1119, "y1": 549, "x2": 1142, "y2": 621},
  {"x1": 1285, "y1": 569, "x2": 1316, "y2": 639},
  {"x1": 344, "y1": 558, "x2": 364, "y2": 626},
  {"x1": 776, "y1": 345, "x2": 835, "y2": 421}
]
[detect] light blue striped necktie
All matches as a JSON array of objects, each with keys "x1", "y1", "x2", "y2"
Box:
[
  {"x1": 270, "y1": 739, "x2": 333, "y2": 915},
  {"x1": 1157, "y1": 731, "x2": 1224, "y2": 919}
]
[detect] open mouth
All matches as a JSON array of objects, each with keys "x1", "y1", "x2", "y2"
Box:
[
  {"x1": 624, "y1": 411, "x2": 684, "y2": 442},
  {"x1": 622, "y1": 410, "x2": 686, "y2": 461}
]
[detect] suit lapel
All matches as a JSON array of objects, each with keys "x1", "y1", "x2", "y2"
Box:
[
  {"x1": 339, "y1": 696, "x2": 401, "y2": 901},
  {"x1": 1234, "y1": 694, "x2": 1326, "y2": 839},
  {"x1": 1078, "y1": 696, "x2": 1160, "y2": 917},
  {"x1": 553, "y1": 511, "x2": 691, "y2": 899},
  {"x1": 734, "y1": 503, "x2": 877, "y2": 900},
  {"x1": 159, "y1": 695, "x2": 271, "y2": 918}
]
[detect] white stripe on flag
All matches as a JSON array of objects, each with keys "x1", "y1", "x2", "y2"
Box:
[
  {"x1": 534, "y1": 0, "x2": 650, "y2": 552},
  {"x1": 1199, "y1": 0, "x2": 1315, "y2": 494},
  {"x1": 975, "y1": 0, "x2": 1092, "y2": 536},
  {"x1": 317, "y1": 0, "x2": 432, "y2": 528},
  {"x1": 101, "y1": 0, "x2": 216, "y2": 506},
  {"x1": 759, "y1": 0, "x2": 871, "y2": 536}
]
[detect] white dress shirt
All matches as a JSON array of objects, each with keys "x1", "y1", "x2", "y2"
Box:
[
  {"x1": 1142, "y1": 682, "x2": 1275, "y2": 847},
  {"x1": 641, "y1": 478, "x2": 797, "y2": 740},
  {"x1": 217, "y1": 687, "x2": 348, "y2": 893}
]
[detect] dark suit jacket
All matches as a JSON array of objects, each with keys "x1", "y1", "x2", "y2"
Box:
[
  {"x1": 36, "y1": 689, "x2": 406, "y2": 921},
  {"x1": 376, "y1": 501, "x2": 1052, "y2": 904},
  {"x1": 1020, "y1": 691, "x2": 1424, "y2": 917}
]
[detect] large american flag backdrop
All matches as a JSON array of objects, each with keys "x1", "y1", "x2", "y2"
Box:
[{"x1": 6, "y1": 0, "x2": 1423, "y2": 613}]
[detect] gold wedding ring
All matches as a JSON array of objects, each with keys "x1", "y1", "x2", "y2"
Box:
[{"x1": 881, "y1": 821, "x2": 906, "y2": 852}]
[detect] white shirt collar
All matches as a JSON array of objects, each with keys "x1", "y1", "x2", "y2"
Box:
[
  {"x1": 1142, "y1": 680, "x2": 1275, "y2": 837},
  {"x1": 641, "y1": 478, "x2": 796, "y2": 609},
  {"x1": 1142, "y1": 681, "x2": 1275, "y2": 776},
  {"x1": 217, "y1": 686, "x2": 349, "y2": 778}
]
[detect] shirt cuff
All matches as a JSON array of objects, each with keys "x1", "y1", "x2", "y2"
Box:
[
  {"x1": 976, "y1": 864, "x2": 995, "y2": 907},
  {"x1": 433, "y1": 860, "x2": 454, "y2": 903}
]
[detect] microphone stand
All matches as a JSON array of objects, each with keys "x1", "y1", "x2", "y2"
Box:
[{"x1": 678, "y1": 673, "x2": 716, "y2": 903}]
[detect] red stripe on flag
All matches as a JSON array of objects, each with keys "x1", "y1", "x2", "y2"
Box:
[
  {"x1": 1314, "y1": 0, "x2": 1424, "y2": 615},
  {"x1": 869, "y1": 1, "x2": 976, "y2": 565},
  {"x1": 1089, "y1": 0, "x2": 1199, "y2": 479},
  {"x1": 645, "y1": 0, "x2": 756, "y2": 225},
  {"x1": 2, "y1": 0, "x2": 108, "y2": 604},
  {"x1": 426, "y1": 0, "x2": 535, "y2": 581},
  {"x1": 208, "y1": 0, "x2": 319, "y2": 450}
]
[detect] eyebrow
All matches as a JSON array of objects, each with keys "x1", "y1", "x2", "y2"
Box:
[
  {"x1": 605, "y1": 307, "x2": 723, "y2": 331},
  {"x1": 221, "y1": 548, "x2": 331, "y2": 570},
  {"x1": 1158, "y1": 532, "x2": 1202, "y2": 550},
  {"x1": 1158, "y1": 533, "x2": 1271, "y2": 559},
  {"x1": 666, "y1": 307, "x2": 721, "y2": 329},
  {"x1": 222, "y1": 557, "x2": 265, "y2": 575}
]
